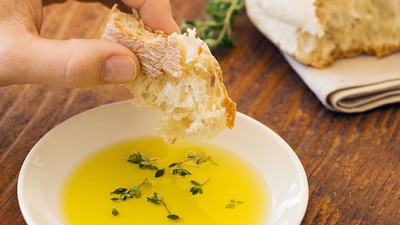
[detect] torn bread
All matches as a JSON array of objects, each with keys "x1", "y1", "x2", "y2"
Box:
[
  {"x1": 98, "y1": 5, "x2": 236, "y2": 143},
  {"x1": 246, "y1": 0, "x2": 400, "y2": 68}
]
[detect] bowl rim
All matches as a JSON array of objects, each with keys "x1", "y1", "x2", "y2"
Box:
[{"x1": 17, "y1": 100, "x2": 309, "y2": 225}]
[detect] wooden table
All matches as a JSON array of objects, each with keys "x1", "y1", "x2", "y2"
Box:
[{"x1": 0, "y1": 1, "x2": 399, "y2": 224}]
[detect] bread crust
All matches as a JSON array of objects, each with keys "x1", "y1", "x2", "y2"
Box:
[
  {"x1": 296, "y1": 39, "x2": 400, "y2": 68},
  {"x1": 306, "y1": 0, "x2": 400, "y2": 68},
  {"x1": 98, "y1": 5, "x2": 236, "y2": 140},
  {"x1": 247, "y1": 0, "x2": 400, "y2": 68}
]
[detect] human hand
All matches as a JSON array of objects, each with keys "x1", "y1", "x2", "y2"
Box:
[{"x1": 0, "y1": 0, "x2": 179, "y2": 87}]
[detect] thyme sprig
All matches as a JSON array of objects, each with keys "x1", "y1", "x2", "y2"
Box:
[
  {"x1": 190, "y1": 178, "x2": 210, "y2": 195},
  {"x1": 169, "y1": 161, "x2": 192, "y2": 177},
  {"x1": 187, "y1": 151, "x2": 218, "y2": 166},
  {"x1": 147, "y1": 192, "x2": 181, "y2": 220},
  {"x1": 169, "y1": 151, "x2": 217, "y2": 177},
  {"x1": 110, "y1": 178, "x2": 150, "y2": 201},
  {"x1": 127, "y1": 152, "x2": 159, "y2": 170},
  {"x1": 127, "y1": 152, "x2": 164, "y2": 177},
  {"x1": 180, "y1": 0, "x2": 245, "y2": 50},
  {"x1": 111, "y1": 151, "x2": 223, "y2": 219}
]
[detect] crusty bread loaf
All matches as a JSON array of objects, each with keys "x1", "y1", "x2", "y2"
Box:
[
  {"x1": 247, "y1": 0, "x2": 400, "y2": 68},
  {"x1": 98, "y1": 5, "x2": 236, "y2": 143}
]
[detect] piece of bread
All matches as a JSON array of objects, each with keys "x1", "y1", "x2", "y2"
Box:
[
  {"x1": 246, "y1": 0, "x2": 400, "y2": 68},
  {"x1": 98, "y1": 5, "x2": 236, "y2": 143}
]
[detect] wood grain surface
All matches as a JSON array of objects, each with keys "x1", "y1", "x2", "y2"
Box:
[{"x1": 0, "y1": 1, "x2": 399, "y2": 224}]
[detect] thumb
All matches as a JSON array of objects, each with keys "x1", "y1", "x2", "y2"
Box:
[{"x1": 1, "y1": 37, "x2": 140, "y2": 87}]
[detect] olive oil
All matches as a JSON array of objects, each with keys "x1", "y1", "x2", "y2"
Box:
[{"x1": 62, "y1": 137, "x2": 269, "y2": 225}]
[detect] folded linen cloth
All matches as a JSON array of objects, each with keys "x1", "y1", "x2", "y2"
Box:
[
  {"x1": 284, "y1": 53, "x2": 400, "y2": 113},
  {"x1": 246, "y1": 0, "x2": 400, "y2": 113}
]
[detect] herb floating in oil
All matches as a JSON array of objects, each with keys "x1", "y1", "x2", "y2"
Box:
[
  {"x1": 168, "y1": 158, "x2": 192, "y2": 177},
  {"x1": 180, "y1": 0, "x2": 245, "y2": 50},
  {"x1": 110, "y1": 188, "x2": 127, "y2": 195},
  {"x1": 127, "y1": 152, "x2": 165, "y2": 177},
  {"x1": 169, "y1": 151, "x2": 217, "y2": 177},
  {"x1": 112, "y1": 208, "x2": 119, "y2": 216},
  {"x1": 147, "y1": 192, "x2": 181, "y2": 220},
  {"x1": 225, "y1": 199, "x2": 244, "y2": 209},
  {"x1": 168, "y1": 152, "x2": 217, "y2": 177},
  {"x1": 155, "y1": 168, "x2": 165, "y2": 178},
  {"x1": 169, "y1": 162, "x2": 192, "y2": 177},
  {"x1": 110, "y1": 178, "x2": 150, "y2": 201},
  {"x1": 111, "y1": 150, "x2": 225, "y2": 220},
  {"x1": 190, "y1": 178, "x2": 210, "y2": 195},
  {"x1": 127, "y1": 152, "x2": 159, "y2": 170},
  {"x1": 187, "y1": 151, "x2": 218, "y2": 166}
]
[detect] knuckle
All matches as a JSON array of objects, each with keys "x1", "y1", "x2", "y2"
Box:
[
  {"x1": 64, "y1": 55, "x2": 83, "y2": 88},
  {"x1": 63, "y1": 40, "x2": 102, "y2": 88},
  {"x1": 63, "y1": 40, "x2": 84, "y2": 87}
]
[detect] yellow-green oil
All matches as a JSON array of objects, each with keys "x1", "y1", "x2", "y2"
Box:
[{"x1": 62, "y1": 137, "x2": 269, "y2": 225}]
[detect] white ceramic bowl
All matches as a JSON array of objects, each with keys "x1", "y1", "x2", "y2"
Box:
[{"x1": 18, "y1": 100, "x2": 308, "y2": 225}]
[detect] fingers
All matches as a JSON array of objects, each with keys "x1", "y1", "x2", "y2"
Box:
[
  {"x1": 41, "y1": 1, "x2": 179, "y2": 34},
  {"x1": 122, "y1": 0, "x2": 179, "y2": 34},
  {"x1": 0, "y1": 35, "x2": 140, "y2": 87},
  {"x1": 0, "y1": 0, "x2": 177, "y2": 87}
]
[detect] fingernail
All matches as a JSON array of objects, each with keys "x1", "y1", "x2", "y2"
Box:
[{"x1": 104, "y1": 56, "x2": 136, "y2": 83}]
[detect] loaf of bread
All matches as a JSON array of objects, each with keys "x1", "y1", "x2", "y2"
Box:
[
  {"x1": 98, "y1": 5, "x2": 236, "y2": 143},
  {"x1": 246, "y1": 0, "x2": 400, "y2": 68}
]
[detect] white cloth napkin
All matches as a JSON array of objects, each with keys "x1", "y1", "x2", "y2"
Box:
[
  {"x1": 245, "y1": 0, "x2": 400, "y2": 113},
  {"x1": 284, "y1": 53, "x2": 400, "y2": 113}
]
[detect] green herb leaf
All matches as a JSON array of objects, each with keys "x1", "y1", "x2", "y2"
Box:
[
  {"x1": 189, "y1": 178, "x2": 210, "y2": 195},
  {"x1": 167, "y1": 214, "x2": 180, "y2": 220},
  {"x1": 110, "y1": 179, "x2": 149, "y2": 202},
  {"x1": 178, "y1": 168, "x2": 191, "y2": 177},
  {"x1": 187, "y1": 152, "x2": 197, "y2": 159},
  {"x1": 155, "y1": 168, "x2": 165, "y2": 178},
  {"x1": 186, "y1": 151, "x2": 218, "y2": 166},
  {"x1": 168, "y1": 162, "x2": 178, "y2": 168},
  {"x1": 180, "y1": 0, "x2": 245, "y2": 51},
  {"x1": 147, "y1": 192, "x2": 163, "y2": 204},
  {"x1": 196, "y1": 157, "x2": 209, "y2": 164},
  {"x1": 121, "y1": 193, "x2": 132, "y2": 201},
  {"x1": 147, "y1": 193, "x2": 180, "y2": 220},
  {"x1": 190, "y1": 186, "x2": 203, "y2": 195},
  {"x1": 128, "y1": 186, "x2": 141, "y2": 198},
  {"x1": 171, "y1": 168, "x2": 192, "y2": 177},
  {"x1": 127, "y1": 152, "x2": 159, "y2": 170},
  {"x1": 168, "y1": 152, "x2": 216, "y2": 178},
  {"x1": 127, "y1": 152, "x2": 142, "y2": 163},
  {"x1": 112, "y1": 208, "x2": 119, "y2": 216},
  {"x1": 110, "y1": 187, "x2": 127, "y2": 194},
  {"x1": 147, "y1": 198, "x2": 161, "y2": 204},
  {"x1": 190, "y1": 180, "x2": 202, "y2": 186}
]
